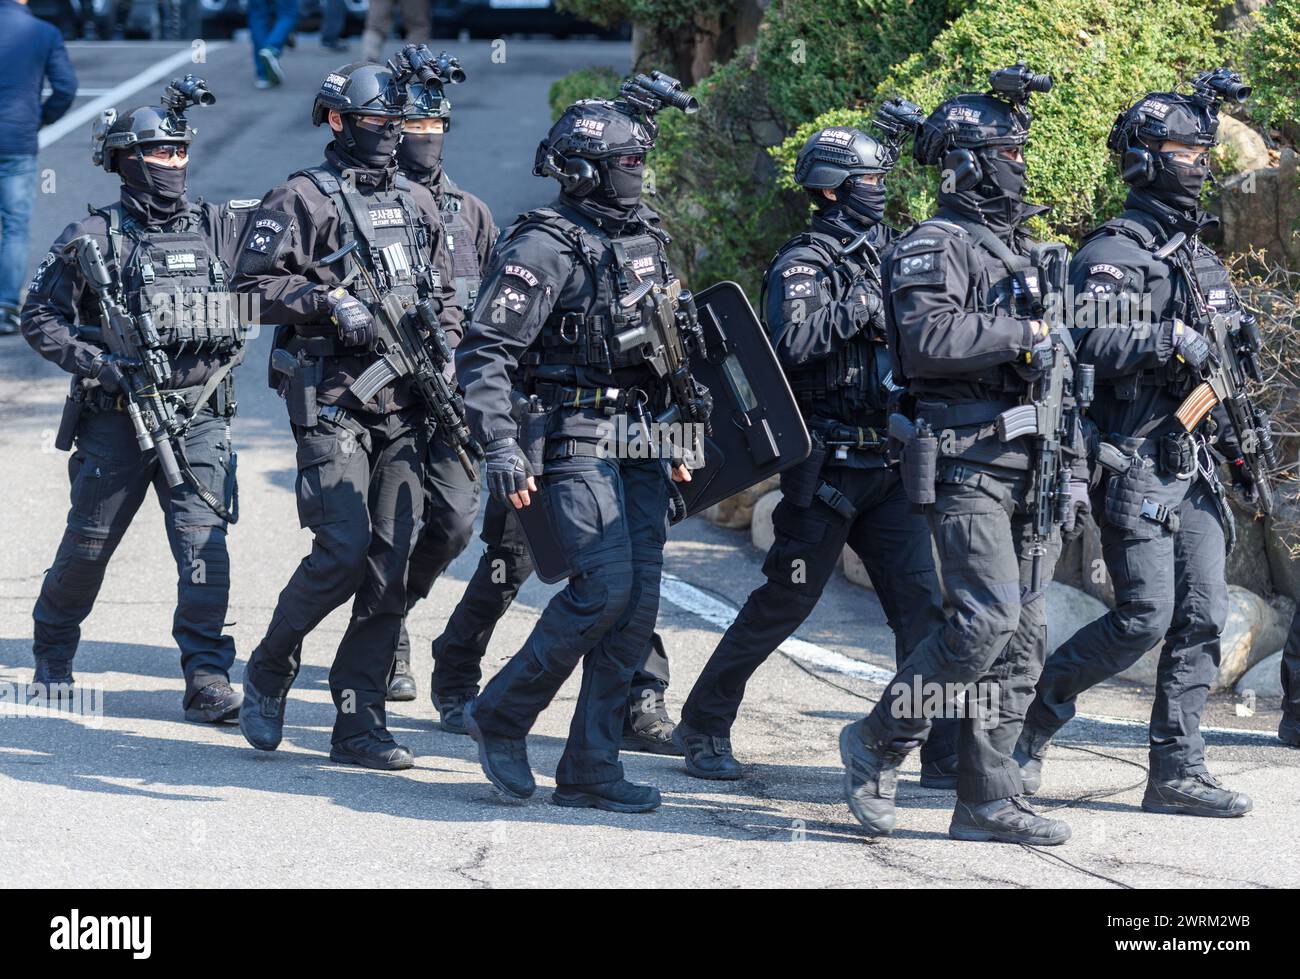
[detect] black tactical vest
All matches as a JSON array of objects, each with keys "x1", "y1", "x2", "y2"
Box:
[
  {"x1": 510, "y1": 206, "x2": 671, "y2": 375},
  {"x1": 439, "y1": 184, "x2": 484, "y2": 314},
  {"x1": 99, "y1": 204, "x2": 241, "y2": 353},
  {"x1": 295, "y1": 165, "x2": 435, "y2": 310},
  {"x1": 763, "y1": 229, "x2": 888, "y2": 422}
]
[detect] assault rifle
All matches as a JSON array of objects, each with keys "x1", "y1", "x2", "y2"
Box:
[
  {"x1": 1164, "y1": 233, "x2": 1277, "y2": 513},
  {"x1": 343, "y1": 243, "x2": 481, "y2": 479},
  {"x1": 995, "y1": 247, "x2": 1094, "y2": 592},
  {"x1": 67, "y1": 233, "x2": 186, "y2": 488},
  {"x1": 610, "y1": 277, "x2": 712, "y2": 467}
]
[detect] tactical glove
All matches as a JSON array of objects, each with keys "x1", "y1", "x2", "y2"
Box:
[
  {"x1": 1061, "y1": 478, "x2": 1092, "y2": 539},
  {"x1": 89, "y1": 352, "x2": 139, "y2": 395},
  {"x1": 484, "y1": 437, "x2": 533, "y2": 505},
  {"x1": 1168, "y1": 320, "x2": 1220, "y2": 375},
  {"x1": 327, "y1": 288, "x2": 376, "y2": 348}
]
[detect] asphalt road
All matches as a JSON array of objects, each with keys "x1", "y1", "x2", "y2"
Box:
[{"x1": 1, "y1": 38, "x2": 1297, "y2": 890}]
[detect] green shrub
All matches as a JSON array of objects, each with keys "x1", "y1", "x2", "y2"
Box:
[
  {"x1": 1243, "y1": 0, "x2": 1300, "y2": 136},
  {"x1": 772, "y1": 0, "x2": 1224, "y2": 241},
  {"x1": 754, "y1": 0, "x2": 967, "y2": 127},
  {"x1": 547, "y1": 66, "x2": 624, "y2": 121}
]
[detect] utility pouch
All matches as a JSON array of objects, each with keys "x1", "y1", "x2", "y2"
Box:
[
  {"x1": 518, "y1": 395, "x2": 553, "y2": 477},
  {"x1": 1103, "y1": 458, "x2": 1175, "y2": 537},
  {"x1": 54, "y1": 378, "x2": 85, "y2": 452},
  {"x1": 900, "y1": 426, "x2": 938, "y2": 506},
  {"x1": 780, "y1": 436, "x2": 827, "y2": 509},
  {"x1": 285, "y1": 358, "x2": 322, "y2": 429},
  {"x1": 1158, "y1": 433, "x2": 1196, "y2": 479}
]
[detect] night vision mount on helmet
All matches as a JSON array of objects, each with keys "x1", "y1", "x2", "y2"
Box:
[
  {"x1": 911, "y1": 63, "x2": 1050, "y2": 191},
  {"x1": 92, "y1": 75, "x2": 214, "y2": 173},
  {"x1": 400, "y1": 44, "x2": 465, "y2": 121},
  {"x1": 1107, "y1": 67, "x2": 1250, "y2": 186},
  {"x1": 533, "y1": 71, "x2": 697, "y2": 197}
]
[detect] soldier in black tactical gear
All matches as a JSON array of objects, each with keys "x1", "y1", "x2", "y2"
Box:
[
  {"x1": 672, "y1": 119, "x2": 958, "y2": 785},
  {"x1": 1281, "y1": 605, "x2": 1300, "y2": 747},
  {"x1": 385, "y1": 56, "x2": 497, "y2": 703},
  {"x1": 233, "y1": 61, "x2": 458, "y2": 771},
  {"x1": 455, "y1": 92, "x2": 700, "y2": 812},
  {"x1": 22, "y1": 79, "x2": 251, "y2": 722},
  {"x1": 1015, "y1": 74, "x2": 1260, "y2": 817},
  {"x1": 839, "y1": 70, "x2": 1088, "y2": 844}
]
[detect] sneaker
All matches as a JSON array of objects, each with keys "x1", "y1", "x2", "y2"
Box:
[{"x1": 257, "y1": 48, "x2": 284, "y2": 86}]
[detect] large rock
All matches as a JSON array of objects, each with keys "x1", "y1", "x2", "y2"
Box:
[
  {"x1": 749, "y1": 489, "x2": 781, "y2": 552},
  {"x1": 702, "y1": 475, "x2": 780, "y2": 530},
  {"x1": 1053, "y1": 516, "x2": 1115, "y2": 608},
  {"x1": 1045, "y1": 582, "x2": 1109, "y2": 655},
  {"x1": 1116, "y1": 585, "x2": 1280, "y2": 691},
  {"x1": 1225, "y1": 498, "x2": 1277, "y2": 598},
  {"x1": 1216, "y1": 0, "x2": 1267, "y2": 33},
  {"x1": 1263, "y1": 494, "x2": 1300, "y2": 602},
  {"x1": 1215, "y1": 115, "x2": 1271, "y2": 174},
  {"x1": 1218, "y1": 149, "x2": 1300, "y2": 269},
  {"x1": 1236, "y1": 650, "x2": 1284, "y2": 699},
  {"x1": 841, "y1": 546, "x2": 875, "y2": 591}
]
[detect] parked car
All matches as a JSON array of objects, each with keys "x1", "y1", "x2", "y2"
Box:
[
  {"x1": 30, "y1": 0, "x2": 119, "y2": 38},
  {"x1": 431, "y1": 0, "x2": 628, "y2": 39}
]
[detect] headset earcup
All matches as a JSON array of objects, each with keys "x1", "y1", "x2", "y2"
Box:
[
  {"x1": 942, "y1": 149, "x2": 981, "y2": 191},
  {"x1": 1121, "y1": 146, "x2": 1155, "y2": 187},
  {"x1": 563, "y1": 157, "x2": 599, "y2": 197}
]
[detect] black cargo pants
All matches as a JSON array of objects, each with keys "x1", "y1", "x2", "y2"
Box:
[
  {"x1": 864, "y1": 463, "x2": 1061, "y2": 804},
  {"x1": 245, "y1": 406, "x2": 426, "y2": 743},
  {"x1": 33, "y1": 404, "x2": 237, "y2": 704},
  {"x1": 681, "y1": 464, "x2": 957, "y2": 765}
]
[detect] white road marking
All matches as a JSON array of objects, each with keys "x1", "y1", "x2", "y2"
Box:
[
  {"x1": 659, "y1": 573, "x2": 1280, "y2": 742},
  {"x1": 39, "y1": 45, "x2": 227, "y2": 150}
]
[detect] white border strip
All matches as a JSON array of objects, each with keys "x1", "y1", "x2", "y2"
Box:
[
  {"x1": 660, "y1": 573, "x2": 1280, "y2": 741},
  {"x1": 39, "y1": 45, "x2": 225, "y2": 150}
]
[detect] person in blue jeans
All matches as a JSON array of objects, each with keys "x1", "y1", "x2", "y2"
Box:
[
  {"x1": 0, "y1": 0, "x2": 77, "y2": 334},
  {"x1": 247, "y1": 0, "x2": 299, "y2": 89}
]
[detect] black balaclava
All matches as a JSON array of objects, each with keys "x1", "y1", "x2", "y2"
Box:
[
  {"x1": 841, "y1": 179, "x2": 886, "y2": 226},
  {"x1": 118, "y1": 151, "x2": 188, "y2": 225},
  {"x1": 336, "y1": 115, "x2": 404, "y2": 170},
  {"x1": 604, "y1": 157, "x2": 644, "y2": 210},
  {"x1": 936, "y1": 148, "x2": 1027, "y2": 236},
  {"x1": 396, "y1": 130, "x2": 445, "y2": 184},
  {"x1": 1149, "y1": 149, "x2": 1210, "y2": 213},
  {"x1": 559, "y1": 155, "x2": 645, "y2": 230}
]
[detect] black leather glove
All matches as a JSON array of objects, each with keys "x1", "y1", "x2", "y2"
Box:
[
  {"x1": 1168, "y1": 320, "x2": 1220, "y2": 375},
  {"x1": 483, "y1": 437, "x2": 532, "y2": 505},
  {"x1": 327, "y1": 288, "x2": 376, "y2": 348},
  {"x1": 1229, "y1": 457, "x2": 1257, "y2": 505},
  {"x1": 90, "y1": 352, "x2": 139, "y2": 395}
]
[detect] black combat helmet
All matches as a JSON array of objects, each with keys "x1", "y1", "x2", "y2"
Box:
[
  {"x1": 794, "y1": 127, "x2": 892, "y2": 190},
  {"x1": 94, "y1": 104, "x2": 193, "y2": 174},
  {"x1": 93, "y1": 75, "x2": 215, "y2": 173},
  {"x1": 405, "y1": 79, "x2": 452, "y2": 123},
  {"x1": 1107, "y1": 68, "x2": 1249, "y2": 210},
  {"x1": 312, "y1": 62, "x2": 408, "y2": 125},
  {"x1": 534, "y1": 99, "x2": 654, "y2": 207},
  {"x1": 913, "y1": 94, "x2": 1030, "y2": 167}
]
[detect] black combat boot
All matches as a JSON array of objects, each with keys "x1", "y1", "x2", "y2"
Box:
[
  {"x1": 918, "y1": 753, "x2": 959, "y2": 790},
  {"x1": 30, "y1": 658, "x2": 75, "y2": 699},
  {"x1": 239, "y1": 678, "x2": 286, "y2": 751},
  {"x1": 839, "y1": 720, "x2": 914, "y2": 836},
  {"x1": 1013, "y1": 726, "x2": 1053, "y2": 796},
  {"x1": 1141, "y1": 772, "x2": 1253, "y2": 818},
  {"x1": 622, "y1": 686, "x2": 682, "y2": 756},
  {"x1": 330, "y1": 730, "x2": 414, "y2": 770},
  {"x1": 432, "y1": 688, "x2": 475, "y2": 735},
  {"x1": 949, "y1": 796, "x2": 1072, "y2": 845},
  {"x1": 672, "y1": 720, "x2": 742, "y2": 780},
  {"x1": 552, "y1": 779, "x2": 662, "y2": 813},
  {"x1": 184, "y1": 680, "x2": 243, "y2": 723},
  {"x1": 1279, "y1": 714, "x2": 1300, "y2": 748},
  {"x1": 463, "y1": 698, "x2": 535, "y2": 799},
  {"x1": 386, "y1": 660, "x2": 417, "y2": 702}
]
